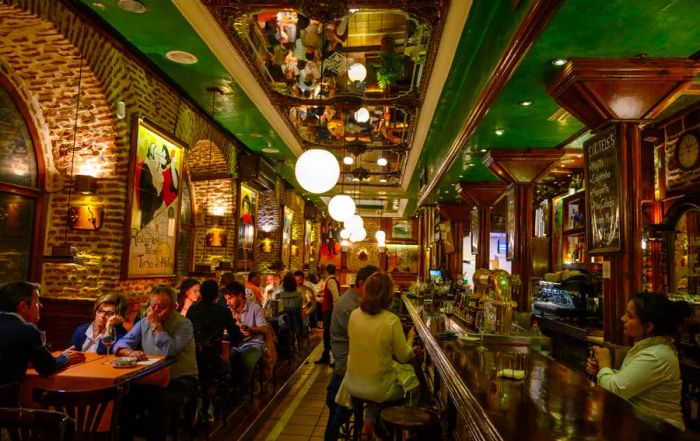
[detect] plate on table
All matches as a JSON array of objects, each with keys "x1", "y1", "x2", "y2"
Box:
[{"x1": 111, "y1": 357, "x2": 137, "y2": 368}]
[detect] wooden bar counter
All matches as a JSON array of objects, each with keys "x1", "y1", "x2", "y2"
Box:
[{"x1": 403, "y1": 297, "x2": 698, "y2": 441}]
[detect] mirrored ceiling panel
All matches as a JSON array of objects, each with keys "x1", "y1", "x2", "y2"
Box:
[{"x1": 232, "y1": 9, "x2": 431, "y2": 100}]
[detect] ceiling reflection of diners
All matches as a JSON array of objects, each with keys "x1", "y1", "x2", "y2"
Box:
[{"x1": 204, "y1": 1, "x2": 448, "y2": 189}]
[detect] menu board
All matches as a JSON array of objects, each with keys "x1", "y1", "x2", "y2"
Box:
[{"x1": 584, "y1": 125, "x2": 623, "y2": 254}]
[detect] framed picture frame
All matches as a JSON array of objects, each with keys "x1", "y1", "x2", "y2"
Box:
[
  {"x1": 390, "y1": 218, "x2": 415, "y2": 241},
  {"x1": 238, "y1": 184, "x2": 258, "y2": 263},
  {"x1": 69, "y1": 206, "x2": 104, "y2": 231},
  {"x1": 205, "y1": 227, "x2": 227, "y2": 247},
  {"x1": 584, "y1": 125, "x2": 623, "y2": 254},
  {"x1": 506, "y1": 186, "x2": 515, "y2": 260},
  {"x1": 122, "y1": 117, "x2": 187, "y2": 278},
  {"x1": 281, "y1": 206, "x2": 294, "y2": 269}
]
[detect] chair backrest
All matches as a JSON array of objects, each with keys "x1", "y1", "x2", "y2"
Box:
[
  {"x1": 0, "y1": 407, "x2": 74, "y2": 441},
  {"x1": 32, "y1": 384, "x2": 124, "y2": 441},
  {"x1": 0, "y1": 383, "x2": 20, "y2": 407}
]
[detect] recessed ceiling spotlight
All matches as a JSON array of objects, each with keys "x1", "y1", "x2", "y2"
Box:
[
  {"x1": 349, "y1": 8, "x2": 359, "y2": 13},
  {"x1": 494, "y1": 128, "x2": 505, "y2": 136},
  {"x1": 92, "y1": 2, "x2": 106, "y2": 10},
  {"x1": 378, "y1": 191, "x2": 386, "y2": 195},
  {"x1": 343, "y1": 156, "x2": 354, "y2": 165},
  {"x1": 480, "y1": 149, "x2": 487, "y2": 153},
  {"x1": 166, "y1": 50, "x2": 198, "y2": 64},
  {"x1": 519, "y1": 100, "x2": 533, "y2": 107},
  {"x1": 249, "y1": 133, "x2": 263, "y2": 138},
  {"x1": 117, "y1": 0, "x2": 147, "y2": 13},
  {"x1": 467, "y1": 163, "x2": 475, "y2": 167},
  {"x1": 552, "y1": 58, "x2": 567, "y2": 67},
  {"x1": 379, "y1": 178, "x2": 387, "y2": 183},
  {"x1": 262, "y1": 147, "x2": 279, "y2": 154}
]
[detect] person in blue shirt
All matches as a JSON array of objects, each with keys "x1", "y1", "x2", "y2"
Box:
[
  {"x1": 0, "y1": 281, "x2": 85, "y2": 405},
  {"x1": 69, "y1": 293, "x2": 127, "y2": 354}
]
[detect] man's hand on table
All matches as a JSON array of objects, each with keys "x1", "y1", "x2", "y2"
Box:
[
  {"x1": 61, "y1": 348, "x2": 86, "y2": 366},
  {"x1": 116, "y1": 348, "x2": 148, "y2": 361}
]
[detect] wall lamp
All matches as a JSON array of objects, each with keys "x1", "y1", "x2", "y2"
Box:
[{"x1": 74, "y1": 174, "x2": 97, "y2": 195}]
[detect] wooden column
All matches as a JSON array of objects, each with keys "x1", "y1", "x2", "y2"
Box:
[
  {"x1": 483, "y1": 149, "x2": 564, "y2": 311},
  {"x1": 548, "y1": 57, "x2": 699, "y2": 343},
  {"x1": 457, "y1": 182, "x2": 507, "y2": 271},
  {"x1": 437, "y1": 203, "x2": 473, "y2": 280}
]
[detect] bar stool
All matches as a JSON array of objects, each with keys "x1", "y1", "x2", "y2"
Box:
[
  {"x1": 379, "y1": 406, "x2": 441, "y2": 441},
  {"x1": 350, "y1": 396, "x2": 405, "y2": 441}
]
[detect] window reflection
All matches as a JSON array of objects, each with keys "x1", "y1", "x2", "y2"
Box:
[
  {"x1": 0, "y1": 86, "x2": 38, "y2": 188},
  {"x1": 0, "y1": 193, "x2": 35, "y2": 283}
]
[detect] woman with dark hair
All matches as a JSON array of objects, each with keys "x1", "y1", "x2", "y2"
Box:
[
  {"x1": 587, "y1": 293, "x2": 691, "y2": 430},
  {"x1": 177, "y1": 278, "x2": 201, "y2": 317},
  {"x1": 279, "y1": 272, "x2": 304, "y2": 349},
  {"x1": 69, "y1": 293, "x2": 127, "y2": 354},
  {"x1": 343, "y1": 272, "x2": 419, "y2": 436}
]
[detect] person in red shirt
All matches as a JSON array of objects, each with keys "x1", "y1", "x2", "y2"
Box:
[{"x1": 246, "y1": 271, "x2": 264, "y2": 305}]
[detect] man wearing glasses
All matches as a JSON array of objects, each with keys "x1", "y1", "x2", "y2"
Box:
[{"x1": 114, "y1": 285, "x2": 197, "y2": 441}]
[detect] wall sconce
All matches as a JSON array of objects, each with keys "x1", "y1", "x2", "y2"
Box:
[
  {"x1": 74, "y1": 174, "x2": 97, "y2": 195},
  {"x1": 116, "y1": 101, "x2": 126, "y2": 119},
  {"x1": 211, "y1": 215, "x2": 224, "y2": 227},
  {"x1": 261, "y1": 238, "x2": 273, "y2": 253}
]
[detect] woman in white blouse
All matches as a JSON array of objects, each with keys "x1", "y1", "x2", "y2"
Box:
[
  {"x1": 587, "y1": 293, "x2": 690, "y2": 430},
  {"x1": 344, "y1": 272, "x2": 419, "y2": 436}
]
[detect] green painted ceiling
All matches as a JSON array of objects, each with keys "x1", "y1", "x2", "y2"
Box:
[{"x1": 80, "y1": 0, "x2": 700, "y2": 214}]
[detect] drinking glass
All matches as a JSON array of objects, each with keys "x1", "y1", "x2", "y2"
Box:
[
  {"x1": 102, "y1": 327, "x2": 116, "y2": 361},
  {"x1": 475, "y1": 311, "x2": 487, "y2": 351}
]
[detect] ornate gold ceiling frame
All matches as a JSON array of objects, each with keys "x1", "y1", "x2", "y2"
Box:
[{"x1": 201, "y1": 0, "x2": 449, "y2": 188}]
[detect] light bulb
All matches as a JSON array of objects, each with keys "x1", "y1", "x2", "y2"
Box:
[
  {"x1": 344, "y1": 214, "x2": 363, "y2": 232},
  {"x1": 375, "y1": 230, "x2": 386, "y2": 243},
  {"x1": 377, "y1": 157, "x2": 388, "y2": 167},
  {"x1": 347, "y1": 63, "x2": 367, "y2": 82},
  {"x1": 294, "y1": 149, "x2": 340, "y2": 194},
  {"x1": 340, "y1": 229, "x2": 351, "y2": 240},
  {"x1": 350, "y1": 227, "x2": 367, "y2": 242},
  {"x1": 354, "y1": 107, "x2": 370, "y2": 123},
  {"x1": 328, "y1": 195, "x2": 356, "y2": 222},
  {"x1": 343, "y1": 155, "x2": 354, "y2": 165}
]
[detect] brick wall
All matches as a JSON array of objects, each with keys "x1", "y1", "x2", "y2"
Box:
[
  {"x1": 346, "y1": 217, "x2": 382, "y2": 271},
  {"x1": 284, "y1": 191, "x2": 305, "y2": 271},
  {"x1": 0, "y1": 0, "x2": 241, "y2": 299},
  {"x1": 192, "y1": 178, "x2": 236, "y2": 270},
  {"x1": 255, "y1": 189, "x2": 281, "y2": 272}
]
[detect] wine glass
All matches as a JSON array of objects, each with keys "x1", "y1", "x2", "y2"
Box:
[
  {"x1": 475, "y1": 311, "x2": 487, "y2": 352},
  {"x1": 102, "y1": 327, "x2": 116, "y2": 362}
]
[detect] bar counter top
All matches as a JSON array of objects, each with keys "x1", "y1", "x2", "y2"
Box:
[{"x1": 403, "y1": 297, "x2": 699, "y2": 441}]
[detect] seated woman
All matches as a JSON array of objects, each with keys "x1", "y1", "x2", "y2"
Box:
[
  {"x1": 69, "y1": 293, "x2": 127, "y2": 354},
  {"x1": 342, "y1": 272, "x2": 419, "y2": 434},
  {"x1": 177, "y1": 278, "x2": 201, "y2": 317},
  {"x1": 279, "y1": 272, "x2": 304, "y2": 348},
  {"x1": 587, "y1": 293, "x2": 690, "y2": 430}
]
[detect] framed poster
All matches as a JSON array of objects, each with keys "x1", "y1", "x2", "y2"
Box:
[
  {"x1": 387, "y1": 244, "x2": 419, "y2": 273},
  {"x1": 238, "y1": 184, "x2": 257, "y2": 262},
  {"x1": 303, "y1": 219, "x2": 313, "y2": 265},
  {"x1": 205, "y1": 227, "x2": 226, "y2": 247},
  {"x1": 122, "y1": 117, "x2": 186, "y2": 278},
  {"x1": 281, "y1": 206, "x2": 294, "y2": 269},
  {"x1": 506, "y1": 187, "x2": 515, "y2": 260},
  {"x1": 440, "y1": 220, "x2": 455, "y2": 254},
  {"x1": 584, "y1": 125, "x2": 623, "y2": 254},
  {"x1": 391, "y1": 218, "x2": 414, "y2": 240},
  {"x1": 470, "y1": 207, "x2": 479, "y2": 255},
  {"x1": 69, "y1": 206, "x2": 104, "y2": 230}
]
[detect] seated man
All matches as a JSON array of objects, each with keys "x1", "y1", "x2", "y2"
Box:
[
  {"x1": 0, "y1": 281, "x2": 85, "y2": 405},
  {"x1": 224, "y1": 282, "x2": 268, "y2": 388},
  {"x1": 114, "y1": 285, "x2": 198, "y2": 441}
]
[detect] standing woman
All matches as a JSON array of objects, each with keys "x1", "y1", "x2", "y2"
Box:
[
  {"x1": 279, "y1": 272, "x2": 304, "y2": 349},
  {"x1": 69, "y1": 293, "x2": 127, "y2": 354},
  {"x1": 177, "y1": 278, "x2": 201, "y2": 318},
  {"x1": 587, "y1": 293, "x2": 691, "y2": 430}
]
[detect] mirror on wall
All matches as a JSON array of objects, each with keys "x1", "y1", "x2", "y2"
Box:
[{"x1": 673, "y1": 209, "x2": 700, "y2": 298}]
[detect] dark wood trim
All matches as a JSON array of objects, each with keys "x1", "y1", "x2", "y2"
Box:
[
  {"x1": 418, "y1": 0, "x2": 565, "y2": 208},
  {"x1": 0, "y1": 74, "x2": 47, "y2": 283},
  {"x1": 189, "y1": 171, "x2": 233, "y2": 182}
]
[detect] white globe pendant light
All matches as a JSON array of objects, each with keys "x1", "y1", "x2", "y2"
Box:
[
  {"x1": 340, "y1": 228, "x2": 351, "y2": 240},
  {"x1": 295, "y1": 149, "x2": 339, "y2": 194},
  {"x1": 377, "y1": 156, "x2": 388, "y2": 166},
  {"x1": 344, "y1": 214, "x2": 363, "y2": 232},
  {"x1": 348, "y1": 63, "x2": 367, "y2": 82},
  {"x1": 328, "y1": 195, "x2": 356, "y2": 222},
  {"x1": 354, "y1": 107, "x2": 370, "y2": 123},
  {"x1": 375, "y1": 230, "x2": 386, "y2": 243},
  {"x1": 350, "y1": 227, "x2": 367, "y2": 242}
]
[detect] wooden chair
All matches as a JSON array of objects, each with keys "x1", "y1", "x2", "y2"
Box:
[
  {"x1": 0, "y1": 407, "x2": 74, "y2": 441},
  {"x1": 32, "y1": 384, "x2": 125, "y2": 441},
  {"x1": 0, "y1": 383, "x2": 20, "y2": 407}
]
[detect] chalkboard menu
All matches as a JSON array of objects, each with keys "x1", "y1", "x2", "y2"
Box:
[{"x1": 584, "y1": 125, "x2": 623, "y2": 254}]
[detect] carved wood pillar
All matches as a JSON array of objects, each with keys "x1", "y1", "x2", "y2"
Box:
[
  {"x1": 437, "y1": 203, "x2": 473, "y2": 280},
  {"x1": 483, "y1": 149, "x2": 563, "y2": 311},
  {"x1": 457, "y1": 182, "x2": 507, "y2": 271},
  {"x1": 548, "y1": 57, "x2": 699, "y2": 344}
]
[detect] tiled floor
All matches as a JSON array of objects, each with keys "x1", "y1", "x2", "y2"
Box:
[{"x1": 250, "y1": 343, "x2": 334, "y2": 441}]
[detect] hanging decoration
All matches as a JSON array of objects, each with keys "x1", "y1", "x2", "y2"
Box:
[{"x1": 295, "y1": 149, "x2": 339, "y2": 194}]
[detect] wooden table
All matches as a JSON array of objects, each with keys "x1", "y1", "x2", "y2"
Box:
[
  {"x1": 22, "y1": 352, "x2": 172, "y2": 405},
  {"x1": 403, "y1": 297, "x2": 699, "y2": 441}
]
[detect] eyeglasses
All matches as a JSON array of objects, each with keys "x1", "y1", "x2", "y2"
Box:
[{"x1": 96, "y1": 308, "x2": 117, "y2": 317}]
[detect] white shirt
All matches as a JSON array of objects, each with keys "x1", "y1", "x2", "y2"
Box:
[
  {"x1": 345, "y1": 309, "x2": 414, "y2": 403},
  {"x1": 82, "y1": 321, "x2": 103, "y2": 352},
  {"x1": 597, "y1": 336, "x2": 684, "y2": 430}
]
